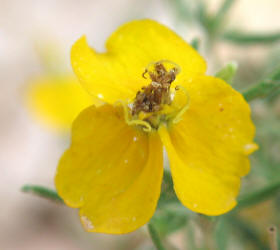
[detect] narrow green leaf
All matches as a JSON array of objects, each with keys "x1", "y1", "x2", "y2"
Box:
[
  {"x1": 222, "y1": 30, "x2": 280, "y2": 45},
  {"x1": 211, "y1": 0, "x2": 236, "y2": 30},
  {"x1": 148, "y1": 223, "x2": 166, "y2": 250},
  {"x1": 242, "y1": 67, "x2": 280, "y2": 101},
  {"x1": 215, "y1": 62, "x2": 238, "y2": 84},
  {"x1": 169, "y1": 0, "x2": 193, "y2": 22},
  {"x1": 21, "y1": 184, "x2": 63, "y2": 203},
  {"x1": 243, "y1": 79, "x2": 280, "y2": 101},
  {"x1": 196, "y1": 1, "x2": 206, "y2": 22},
  {"x1": 236, "y1": 180, "x2": 280, "y2": 210}
]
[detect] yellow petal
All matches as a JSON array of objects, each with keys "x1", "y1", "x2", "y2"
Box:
[
  {"x1": 25, "y1": 76, "x2": 99, "y2": 132},
  {"x1": 71, "y1": 19, "x2": 206, "y2": 104},
  {"x1": 159, "y1": 75, "x2": 257, "y2": 215},
  {"x1": 55, "y1": 104, "x2": 163, "y2": 234}
]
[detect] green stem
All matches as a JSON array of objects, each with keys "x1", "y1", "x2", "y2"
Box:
[
  {"x1": 214, "y1": 217, "x2": 229, "y2": 250},
  {"x1": 222, "y1": 30, "x2": 280, "y2": 45},
  {"x1": 21, "y1": 184, "x2": 63, "y2": 203},
  {"x1": 236, "y1": 181, "x2": 280, "y2": 210},
  {"x1": 148, "y1": 223, "x2": 166, "y2": 250},
  {"x1": 158, "y1": 170, "x2": 179, "y2": 208},
  {"x1": 242, "y1": 67, "x2": 280, "y2": 101},
  {"x1": 228, "y1": 214, "x2": 268, "y2": 250}
]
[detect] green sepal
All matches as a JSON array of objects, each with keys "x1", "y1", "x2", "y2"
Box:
[
  {"x1": 215, "y1": 61, "x2": 238, "y2": 84},
  {"x1": 21, "y1": 184, "x2": 63, "y2": 203}
]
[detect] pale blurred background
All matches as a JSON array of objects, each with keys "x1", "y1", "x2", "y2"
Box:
[{"x1": 0, "y1": 0, "x2": 280, "y2": 249}]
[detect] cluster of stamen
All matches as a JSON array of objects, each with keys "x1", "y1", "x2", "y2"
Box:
[{"x1": 132, "y1": 62, "x2": 179, "y2": 116}]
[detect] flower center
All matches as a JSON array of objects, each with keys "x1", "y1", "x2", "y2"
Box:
[
  {"x1": 121, "y1": 60, "x2": 189, "y2": 132},
  {"x1": 132, "y1": 61, "x2": 179, "y2": 115}
]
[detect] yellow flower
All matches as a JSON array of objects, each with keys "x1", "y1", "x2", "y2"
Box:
[{"x1": 55, "y1": 20, "x2": 258, "y2": 234}]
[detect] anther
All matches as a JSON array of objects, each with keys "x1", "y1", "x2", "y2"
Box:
[
  {"x1": 133, "y1": 61, "x2": 180, "y2": 116},
  {"x1": 142, "y1": 69, "x2": 148, "y2": 79}
]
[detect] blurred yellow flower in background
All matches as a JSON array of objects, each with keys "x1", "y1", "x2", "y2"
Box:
[
  {"x1": 24, "y1": 39, "x2": 103, "y2": 132},
  {"x1": 55, "y1": 19, "x2": 258, "y2": 234},
  {"x1": 25, "y1": 76, "x2": 94, "y2": 132}
]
